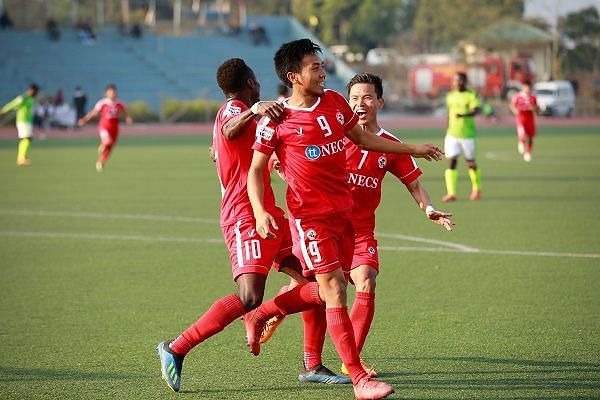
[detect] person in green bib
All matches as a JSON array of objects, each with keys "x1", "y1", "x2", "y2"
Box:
[
  {"x1": 0, "y1": 83, "x2": 39, "y2": 166},
  {"x1": 443, "y1": 72, "x2": 481, "y2": 202}
]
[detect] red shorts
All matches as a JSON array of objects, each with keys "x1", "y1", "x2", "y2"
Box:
[
  {"x1": 351, "y1": 231, "x2": 379, "y2": 271},
  {"x1": 516, "y1": 121, "x2": 536, "y2": 138},
  {"x1": 289, "y1": 211, "x2": 355, "y2": 277},
  {"x1": 99, "y1": 128, "x2": 119, "y2": 146},
  {"x1": 222, "y1": 215, "x2": 293, "y2": 281}
]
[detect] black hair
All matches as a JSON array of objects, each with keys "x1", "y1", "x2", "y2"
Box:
[
  {"x1": 274, "y1": 39, "x2": 322, "y2": 88},
  {"x1": 29, "y1": 83, "x2": 39, "y2": 94},
  {"x1": 523, "y1": 80, "x2": 532, "y2": 87},
  {"x1": 456, "y1": 72, "x2": 468, "y2": 82},
  {"x1": 105, "y1": 84, "x2": 117, "y2": 91},
  {"x1": 216, "y1": 58, "x2": 254, "y2": 95},
  {"x1": 346, "y1": 73, "x2": 383, "y2": 99}
]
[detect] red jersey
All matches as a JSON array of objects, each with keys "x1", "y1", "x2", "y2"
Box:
[
  {"x1": 213, "y1": 100, "x2": 283, "y2": 227},
  {"x1": 511, "y1": 92, "x2": 537, "y2": 127},
  {"x1": 93, "y1": 98, "x2": 126, "y2": 132},
  {"x1": 253, "y1": 89, "x2": 358, "y2": 219},
  {"x1": 346, "y1": 129, "x2": 422, "y2": 233}
]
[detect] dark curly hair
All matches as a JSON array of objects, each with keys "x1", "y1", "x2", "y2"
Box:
[
  {"x1": 274, "y1": 39, "x2": 321, "y2": 88},
  {"x1": 346, "y1": 73, "x2": 383, "y2": 99},
  {"x1": 216, "y1": 58, "x2": 254, "y2": 95}
]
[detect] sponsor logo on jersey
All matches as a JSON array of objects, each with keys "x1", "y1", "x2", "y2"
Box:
[
  {"x1": 368, "y1": 246, "x2": 376, "y2": 255},
  {"x1": 305, "y1": 145, "x2": 321, "y2": 160},
  {"x1": 295, "y1": 127, "x2": 303, "y2": 136},
  {"x1": 348, "y1": 172, "x2": 379, "y2": 189},
  {"x1": 306, "y1": 229, "x2": 317, "y2": 240},
  {"x1": 257, "y1": 124, "x2": 274, "y2": 141},
  {"x1": 378, "y1": 156, "x2": 387, "y2": 168},
  {"x1": 336, "y1": 111, "x2": 344, "y2": 125},
  {"x1": 247, "y1": 229, "x2": 256, "y2": 238},
  {"x1": 224, "y1": 105, "x2": 242, "y2": 117},
  {"x1": 305, "y1": 139, "x2": 345, "y2": 160}
]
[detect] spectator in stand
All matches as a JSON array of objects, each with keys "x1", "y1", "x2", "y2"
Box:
[
  {"x1": 46, "y1": 18, "x2": 60, "y2": 41},
  {"x1": 73, "y1": 86, "x2": 87, "y2": 121},
  {"x1": 324, "y1": 57, "x2": 336, "y2": 75},
  {"x1": 0, "y1": 10, "x2": 13, "y2": 30}
]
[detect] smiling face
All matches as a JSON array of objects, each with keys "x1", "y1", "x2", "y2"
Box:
[
  {"x1": 348, "y1": 83, "x2": 384, "y2": 126},
  {"x1": 288, "y1": 53, "x2": 326, "y2": 97}
]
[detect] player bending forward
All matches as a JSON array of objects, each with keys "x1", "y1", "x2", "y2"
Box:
[
  {"x1": 78, "y1": 84, "x2": 132, "y2": 172},
  {"x1": 245, "y1": 39, "x2": 443, "y2": 400}
]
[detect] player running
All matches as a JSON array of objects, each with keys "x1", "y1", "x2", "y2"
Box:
[
  {"x1": 443, "y1": 72, "x2": 481, "y2": 202},
  {"x1": 155, "y1": 58, "x2": 335, "y2": 393},
  {"x1": 262, "y1": 72, "x2": 454, "y2": 378},
  {"x1": 77, "y1": 84, "x2": 132, "y2": 172},
  {"x1": 0, "y1": 83, "x2": 39, "y2": 166},
  {"x1": 245, "y1": 39, "x2": 443, "y2": 400},
  {"x1": 510, "y1": 81, "x2": 539, "y2": 162}
]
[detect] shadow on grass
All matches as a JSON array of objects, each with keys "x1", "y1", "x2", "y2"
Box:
[
  {"x1": 0, "y1": 366, "x2": 139, "y2": 382},
  {"x1": 373, "y1": 356, "x2": 600, "y2": 395}
]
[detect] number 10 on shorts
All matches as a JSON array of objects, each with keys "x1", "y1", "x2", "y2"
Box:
[{"x1": 244, "y1": 239, "x2": 262, "y2": 260}]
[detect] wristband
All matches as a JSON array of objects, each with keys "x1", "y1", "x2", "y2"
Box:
[
  {"x1": 425, "y1": 205, "x2": 435, "y2": 215},
  {"x1": 250, "y1": 102, "x2": 260, "y2": 114}
]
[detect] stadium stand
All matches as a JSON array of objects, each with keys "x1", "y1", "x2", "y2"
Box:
[{"x1": 0, "y1": 16, "x2": 351, "y2": 111}]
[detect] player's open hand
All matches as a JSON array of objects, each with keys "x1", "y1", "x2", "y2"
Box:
[
  {"x1": 77, "y1": 118, "x2": 85, "y2": 127},
  {"x1": 413, "y1": 144, "x2": 444, "y2": 161},
  {"x1": 255, "y1": 101, "x2": 285, "y2": 123},
  {"x1": 427, "y1": 209, "x2": 454, "y2": 231},
  {"x1": 255, "y1": 212, "x2": 278, "y2": 239}
]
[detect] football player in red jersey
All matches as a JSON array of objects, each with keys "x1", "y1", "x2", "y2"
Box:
[
  {"x1": 245, "y1": 39, "x2": 443, "y2": 400},
  {"x1": 78, "y1": 84, "x2": 132, "y2": 172},
  {"x1": 156, "y1": 58, "x2": 314, "y2": 393},
  {"x1": 262, "y1": 73, "x2": 454, "y2": 379},
  {"x1": 510, "y1": 81, "x2": 539, "y2": 162}
]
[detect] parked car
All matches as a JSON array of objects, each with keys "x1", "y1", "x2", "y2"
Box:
[{"x1": 534, "y1": 81, "x2": 575, "y2": 117}]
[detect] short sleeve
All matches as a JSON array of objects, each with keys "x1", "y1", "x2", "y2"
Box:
[
  {"x1": 93, "y1": 100, "x2": 104, "y2": 113},
  {"x1": 252, "y1": 116, "x2": 278, "y2": 156},
  {"x1": 531, "y1": 95, "x2": 537, "y2": 106},
  {"x1": 470, "y1": 92, "x2": 481, "y2": 109},
  {"x1": 220, "y1": 100, "x2": 247, "y2": 126},
  {"x1": 510, "y1": 94, "x2": 518, "y2": 107},
  {"x1": 389, "y1": 154, "x2": 422, "y2": 185},
  {"x1": 328, "y1": 90, "x2": 358, "y2": 131}
]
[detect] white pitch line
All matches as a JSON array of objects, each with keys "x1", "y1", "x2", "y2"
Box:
[
  {"x1": 0, "y1": 209, "x2": 218, "y2": 224},
  {"x1": 379, "y1": 245, "x2": 600, "y2": 259},
  {"x1": 376, "y1": 232, "x2": 479, "y2": 252},
  {"x1": 0, "y1": 230, "x2": 223, "y2": 244},
  {"x1": 1, "y1": 230, "x2": 598, "y2": 260}
]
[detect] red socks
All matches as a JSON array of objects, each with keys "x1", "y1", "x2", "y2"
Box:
[
  {"x1": 169, "y1": 294, "x2": 245, "y2": 355},
  {"x1": 326, "y1": 307, "x2": 368, "y2": 384},
  {"x1": 350, "y1": 291, "x2": 376, "y2": 354},
  {"x1": 98, "y1": 145, "x2": 113, "y2": 164},
  {"x1": 302, "y1": 305, "x2": 326, "y2": 370},
  {"x1": 258, "y1": 281, "x2": 323, "y2": 318}
]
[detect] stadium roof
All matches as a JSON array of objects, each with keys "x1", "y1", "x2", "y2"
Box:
[{"x1": 474, "y1": 19, "x2": 553, "y2": 47}]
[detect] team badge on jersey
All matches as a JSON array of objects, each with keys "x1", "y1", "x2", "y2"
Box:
[
  {"x1": 378, "y1": 156, "x2": 387, "y2": 169},
  {"x1": 336, "y1": 111, "x2": 344, "y2": 125},
  {"x1": 306, "y1": 229, "x2": 317, "y2": 240},
  {"x1": 305, "y1": 145, "x2": 321, "y2": 160},
  {"x1": 368, "y1": 246, "x2": 376, "y2": 255}
]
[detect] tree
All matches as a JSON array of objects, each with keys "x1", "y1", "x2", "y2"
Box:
[
  {"x1": 412, "y1": 0, "x2": 524, "y2": 51},
  {"x1": 559, "y1": 6, "x2": 600, "y2": 74}
]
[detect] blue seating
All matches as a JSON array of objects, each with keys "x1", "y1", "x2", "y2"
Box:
[{"x1": 0, "y1": 16, "x2": 351, "y2": 111}]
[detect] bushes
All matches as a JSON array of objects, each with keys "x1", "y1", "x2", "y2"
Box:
[
  {"x1": 127, "y1": 101, "x2": 159, "y2": 122},
  {"x1": 161, "y1": 98, "x2": 221, "y2": 123}
]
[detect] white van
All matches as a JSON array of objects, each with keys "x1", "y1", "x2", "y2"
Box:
[{"x1": 534, "y1": 81, "x2": 575, "y2": 117}]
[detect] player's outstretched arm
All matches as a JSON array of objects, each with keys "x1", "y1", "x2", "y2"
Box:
[
  {"x1": 1, "y1": 96, "x2": 23, "y2": 114},
  {"x1": 77, "y1": 109, "x2": 98, "y2": 126},
  {"x1": 222, "y1": 101, "x2": 284, "y2": 140},
  {"x1": 406, "y1": 179, "x2": 454, "y2": 231},
  {"x1": 248, "y1": 150, "x2": 278, "y2": 239},
  {"x1": 345, "y1": 124, "x2": 443, "y2": 161}
]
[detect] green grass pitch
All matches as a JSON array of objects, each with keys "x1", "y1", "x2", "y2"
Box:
[{"x1": 0, "y1": 125, "x2": 599, "y2": 399}]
